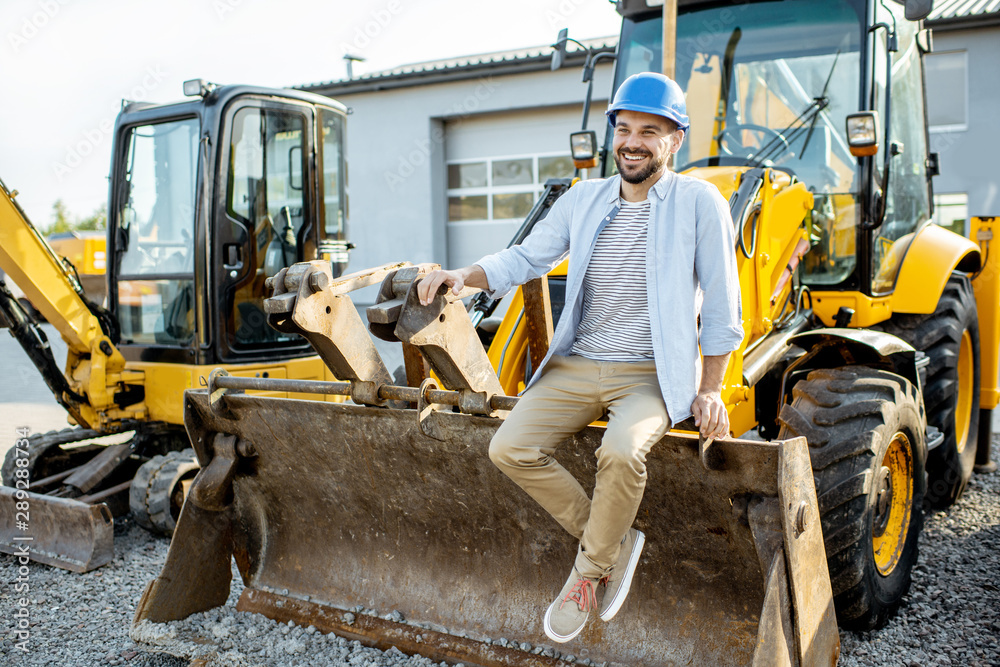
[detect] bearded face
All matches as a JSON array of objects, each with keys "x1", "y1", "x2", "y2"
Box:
[
  {"x1": 615, "y1": 145, "x2": 669, "y2": 184},
  {"x1": 611, "y1": 110, "x2": 684, "y2": 186}
]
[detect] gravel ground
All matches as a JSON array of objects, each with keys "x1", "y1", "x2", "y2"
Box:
[{"x1": 1, "y1": 438, "x2": 998, "y2": 666}]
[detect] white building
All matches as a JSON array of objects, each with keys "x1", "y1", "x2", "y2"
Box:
[{"x1": 925, "y1": 0, "x2": 1000, "y2": 232}]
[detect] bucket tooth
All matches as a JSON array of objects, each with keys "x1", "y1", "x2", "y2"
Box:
[
  {"x1": 133, "y1": 433, "x2": 247, "y2": 624},
  {"x1": 365, "y1": 265, "x2": 503, "y2": 403},
  {"x1": 263, "y1": 261, "x2": 403, "y2": 387}
]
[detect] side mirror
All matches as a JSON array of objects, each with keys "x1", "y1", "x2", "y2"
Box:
[
  {"x1": 183, "y1": 79, "x2": 216, "y2": 97},
  {"x1": 551, "y1": 28, "x2": 568, "y2": 71},
  {"x1": 903, "y1": 0, "x2": 934, "y2": 21},
  {"x1": 845, "y1": 112, "x2": 880, "y2": 157},
  {"x1": 570, "y1": 130, "x2": 598, "y2": 169}
]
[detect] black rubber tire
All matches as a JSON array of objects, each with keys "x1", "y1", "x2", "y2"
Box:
[
  {"x1": 1, "y1": 427, "x2": 102, "y2": 487},
  {"x1": 878, "y1": 274, "x2": 980, "y2": 508},
  {"x1": 779, "y1": 366, "x2": 926, "y2": 631},
  {"x1": 129, "y1": 449, "x2": 199, "y2": 535}
]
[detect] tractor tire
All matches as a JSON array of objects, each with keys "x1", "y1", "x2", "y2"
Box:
[
  {"x1": 1, "y1": 427, "x2": 103, "y2": 487},
  {"x1": 778, "y1": 366, "x2": 926, "y2": 631},
  {"x1": 878, "y1": 274, "x2": 980, "y2": 508},
  {"x1": 129, "y1": 449, "x2": 199, "y2": 536}
]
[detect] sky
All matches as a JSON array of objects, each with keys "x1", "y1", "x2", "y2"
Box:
[{"x1": 0, "y1": 0, "x2": 622, "y2": 227}]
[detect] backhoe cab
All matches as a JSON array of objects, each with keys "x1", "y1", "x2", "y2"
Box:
[
  {"x1": 0, "y1": 83, "x2": 351, "y2": 570},
  {"x1": 588, "y1": 0, "x2": 994, "y2": 630}
]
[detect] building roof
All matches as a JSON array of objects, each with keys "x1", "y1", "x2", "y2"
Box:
[
  {"x1": 298, "y1": 0, "x2": 998, "y2": 97},
  {"x1": 927, "y1": 0, "x2": 1000, "y2": 28},
  {"x1": 298, "y1": 37, "x2": 616, "y2": 96}
]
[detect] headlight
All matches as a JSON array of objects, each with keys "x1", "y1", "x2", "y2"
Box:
[
  {"x1": 845, "y1": 112, "x2": 880, "y2": 157},
  {"x1": 570, "y1": 130, "x2": 598, "y2": 169}
]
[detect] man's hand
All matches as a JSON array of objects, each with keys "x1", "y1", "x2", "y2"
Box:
[
  {"x1": 691, "y1": 390, "x2": 729, "y2": 439},
  {"x1": 418, "y1": 269, "x2": 465, "y2": 306},
  {"x1": 417, "y1": 265, "x2": 490, "y2": 306}
]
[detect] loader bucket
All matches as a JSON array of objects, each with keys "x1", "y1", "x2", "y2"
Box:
[
  {"x1": 0, "y1": 487, "x2": 113, "y2": 572},
  {"x1": 134, "y1": 384, "x2": 839, "y2": 666}
]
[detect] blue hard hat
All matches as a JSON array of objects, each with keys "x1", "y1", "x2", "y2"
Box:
[{"x1": 606, "y1": 72, "x2": 689, "y2": 131}]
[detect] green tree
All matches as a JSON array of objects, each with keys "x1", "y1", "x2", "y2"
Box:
[
  {"x1": 45, "y1": 201, "x2": 107, "y2": 234},
  {"x1": 48, "y1": 199, "x2": 74, "y2": 234},
  {"x1": 77, "y1": 205, "x2": 107, "y2": 232}
]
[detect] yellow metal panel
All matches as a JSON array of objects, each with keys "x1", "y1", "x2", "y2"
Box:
[
  {"x1": 892, "y1": 224, "x2": 981, "y2": 315},
  {"x1": 809, "y1": 291, "x2": 892, "y2": 328},
  {"x1": 0, "y1": 187, "x2": 99, "y2": 354},
  {"x1": 726, "y1": 378, "x2": 754, "y2": 437},
  {"x1": 971, "y1": 217, "x2": 999, "y2": 410},
  {"x1": 84, "y1": 236, "x2": 107, "y2": 274},
  {"x1": 681, "y1": 166, "x2": 746, "y2": 201},
  {"x1": 132, "y1": 355, "x2": 333, "y2": 425},
  {"x1": 486, "y1": 259, "x2": 568, "y2": 397}
]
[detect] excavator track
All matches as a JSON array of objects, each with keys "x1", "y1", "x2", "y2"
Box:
[
  {"x1": 1, "y1": 426, "x2": 102, "y2": 486},
  {"x1": 129, "y1": 449, "x2": 199, "y2": 535},
  {"x1": 0, "y1": 426, "x2": 149, "y2": 572}
]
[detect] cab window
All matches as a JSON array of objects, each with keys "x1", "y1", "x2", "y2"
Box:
[{"x1": 116, "y1": 117, "x2": 199, "y2": 345}]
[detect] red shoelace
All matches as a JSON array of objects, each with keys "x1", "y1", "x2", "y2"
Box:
[{"x1": 560, "y1": 577, "x2": 598, "y2": 611}]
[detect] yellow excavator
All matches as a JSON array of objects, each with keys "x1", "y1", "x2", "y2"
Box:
[
  {"x1": 133, "y1": 1, "x2": 996, "y2": 665},
  {"x1": 0, "y1": 81, "x2": 353, "y2": 571}
]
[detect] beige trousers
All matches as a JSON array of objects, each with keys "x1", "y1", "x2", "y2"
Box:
[{"x1": 489, "y1": 354, "x2": 670, "y2": 579}]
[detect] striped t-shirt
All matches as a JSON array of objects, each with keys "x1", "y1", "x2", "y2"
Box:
[{"x1": 569, "y1": 198, "x2": 654, "y2": 361}]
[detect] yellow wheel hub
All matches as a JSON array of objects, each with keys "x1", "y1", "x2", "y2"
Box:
[
  {"x1": 955, "y1": 329, "x2": 974, "y2": 453},
  {"x1": 872, "y1": 432, "x2": 913, "y2": 577}
]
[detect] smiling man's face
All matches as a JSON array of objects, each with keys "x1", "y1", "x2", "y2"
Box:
[{"x1": 612, "y1": 110, "x2": 685, "y2": 185}]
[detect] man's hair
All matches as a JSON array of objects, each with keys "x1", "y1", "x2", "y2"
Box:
[{"x1": 615, "y1": 114, "x2": 679, "y2": 134}]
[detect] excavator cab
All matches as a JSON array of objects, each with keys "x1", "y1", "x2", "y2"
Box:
[
  {"x1": 108, "y1": 84, "x2": 351, "y2": 367},
  {"x1": 0, "y1": 84, "x2": 354, "y2": 572}
]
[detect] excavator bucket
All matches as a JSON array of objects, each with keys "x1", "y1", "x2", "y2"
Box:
[
  {"x1": 0, "y1": 487, "x2": 114, "y2": 572},
  {"x1": 133, "y1": 262, "x2": 839, "y2": 666},
  {"x1": 0, "y1": 435, "x2": 136, "y2": 572}
]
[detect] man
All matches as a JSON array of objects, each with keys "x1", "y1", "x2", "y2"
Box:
[{"x1": 416, "y1": 72, "x2": 744, "y2": 643}]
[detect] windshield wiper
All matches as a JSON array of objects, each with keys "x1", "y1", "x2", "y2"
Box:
[
  {"x1": 748, "y1": 47, "x2": 844, "y2": 167},
  {"x1": 799, "y1": 49, "x2": 843, "y2": 159},
  {"x1": 747, "y1": 97, "x2": 829, "y2": 167}
]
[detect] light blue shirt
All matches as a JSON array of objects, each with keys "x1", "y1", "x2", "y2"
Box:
[{"x1": 475, "y1": 171, "x2": 744, "y2": 425}]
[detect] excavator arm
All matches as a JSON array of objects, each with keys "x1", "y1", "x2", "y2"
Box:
[
  {"x1": 0, "y1": 177, "x2": 144, "y2": 430},
  {"x1": 0, "y1": 177, "x2": 151, "y2": 572}
]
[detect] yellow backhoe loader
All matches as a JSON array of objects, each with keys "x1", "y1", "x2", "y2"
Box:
[
  {"x1": 133, "y1": 1, "x2": 996, "y2": 665},
  {"x1": 0, "y1": 82, "x2": 353, "y2": 572}
]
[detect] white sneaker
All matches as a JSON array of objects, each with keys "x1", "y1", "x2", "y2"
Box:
[
  {"x1": 598, "y1": 528, "x2": 645, "y2": 621},
  {"x1": 543, "y1": 568, "x2": 598, "y2": 643}
]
